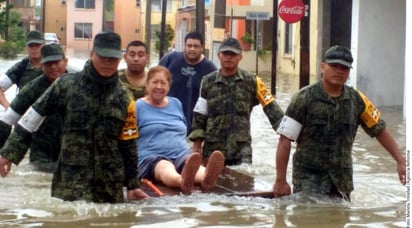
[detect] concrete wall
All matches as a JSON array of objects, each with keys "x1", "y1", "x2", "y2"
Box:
[
  {"x1": 353, "y1": 0, "x2": 405, "y2": 107},
  {"x1": 114, "y1": 1, "x2": 142, "y2": 49}
]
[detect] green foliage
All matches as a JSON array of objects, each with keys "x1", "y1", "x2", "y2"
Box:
[
  {"x1": 241, "y1": 32, "x2": 254, "y2": 44},
  {"x1": 155, "y1": 24, "x2": 175, "y2": 52},
  {"x1": 0, "y1": 9, "x2": 25, "y2": 59},
  {"x1": 0, "y1": 41, "x2": 20, "y2": 59}
]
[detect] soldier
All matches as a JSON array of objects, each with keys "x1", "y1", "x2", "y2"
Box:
[
  {"x1": 189, "y1": 37, "x2": 284, "y2": 165},
  {"x1": 0, "y1": 30, "x2": 45, "y2": 109},
  {"x1": 273, "y1": 45, "x2": 406, "y2": 201},
  {"x1": 118, "y1": 40, "x2": 149, "y2": 100},
  {"x1": 0, "y1": 32, "x2": 149, "y2": 203},
  {"x1": 159, "y1": 31, "x2": 217, "y2": 133},
  {"x1": 0, "y1": 44, "x2": 72, "y2": 171}
]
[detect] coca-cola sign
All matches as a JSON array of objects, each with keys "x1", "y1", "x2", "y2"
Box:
[{"x1": 278, "y1": 0, "x2": 305, "y2": 23}]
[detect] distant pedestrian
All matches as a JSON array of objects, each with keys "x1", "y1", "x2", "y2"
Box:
[
  {"x1": 159, "y1": 32, "x2": 217, "y2": 133},
  {"x1": 273, "y1": 45, "x2": 406, "y2": 201},
  {"x1": 0, "y1": 32, "x2": 149, "y2": 203},
  {"x1": 0, "y1": 30, "x2": 45, "y2": 109}
]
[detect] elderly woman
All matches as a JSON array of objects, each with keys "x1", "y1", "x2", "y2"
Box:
[{"x1": 136, "y1": 66, "x2": 224, "y2": 195}]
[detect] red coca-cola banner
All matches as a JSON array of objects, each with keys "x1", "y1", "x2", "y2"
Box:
[{"x1": 278, "y1": 0, "x2": 305, "y2": 23}]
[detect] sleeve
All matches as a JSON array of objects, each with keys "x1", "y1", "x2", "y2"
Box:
[
  {"x1": 356, "y1": 90, "x2": 386, "y2": 137},
  {"x1": 255, "y1": 77, "x2": 284, "y2": 130},
  {"x1": 0, "y1": 125, "x2": 32, "y2": 165},
  {"x1": 0, "y1": 61, "x2": 22, "y2": 91},
  {"x1": 119, "y1": 99, "x2": 140, "y2": 189},
  {"x1": 188, "y1": 80, "x2": 208, "y2": 141}
]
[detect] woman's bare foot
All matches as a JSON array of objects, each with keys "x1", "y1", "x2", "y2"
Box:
[
  {"x1": 201, "y1": 150, "x2": 225, "y2": 191},
  {"x1": 127, "y1": 188, "x2": 150, "y2": 200},
  {"x1": 181, "y1": 153, "x2": 202, "y2": 195}
]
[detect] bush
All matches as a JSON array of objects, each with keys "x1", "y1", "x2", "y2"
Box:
[{"x1": 0, "y1": 41, "x2": 20, "y2": 59}]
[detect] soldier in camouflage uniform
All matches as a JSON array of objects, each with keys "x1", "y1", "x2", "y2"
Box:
[
  {"x1": 0, "y1": 32, "x2": 149, "y2": 203},
  {"x1": 0, "y1": 44, "x2": 73, "y2": 171},
  {"x1": 0, "y1": 30, "x2": 45, "y2": 109},
  {"x1": 189, "y1": 38, "x2": 284, "y2": 165},
  {"x1": 118, "y1": 40, "x2": 149, "y2": 100},
  {"x1": 273, "y1": 45, "x2": 406, "y2": 201}
]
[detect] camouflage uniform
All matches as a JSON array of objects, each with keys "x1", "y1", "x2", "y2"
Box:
[
  {"x1": 0, "y1": 61, "x2": 139, "y2": 203},
  {"x1": 189, "y1": 69, "x2": 284, "y2": 165},
  {"x1": 118, "y1": 69, "x2": 145, "y2": 100},
  {"x1": 2, "y1": 57, "x2": 43, "y2": 89},
  {"x1": 0, "y1": 75, "x2": 63, "y2": 167},
  {"x1": 285, "y1": 81, "x2": 386, "y2": 195}
]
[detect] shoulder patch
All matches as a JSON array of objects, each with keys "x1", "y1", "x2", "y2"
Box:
[
  {"x1": 357, "y1": 90, "x2": 381, "y2": 128},
  {"x1": 256, "y1": 77, "x2": 274, "y2": 107},
  {"x1": 119, "y1": 99, "x2": 139, "y2": 140}
]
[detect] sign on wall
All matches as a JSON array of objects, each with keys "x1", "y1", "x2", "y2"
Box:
[{"x1": 278, "y1": 0, "x2": 305, "y2": 24}]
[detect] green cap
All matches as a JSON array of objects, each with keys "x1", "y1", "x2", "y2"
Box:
[
  {"x1": 93, "y1": 32, "x2": 122, "y2": 59},
  {"x1": 41, "y1": 44, "x2": 65, "y2": 64},
  {"x1": 219, "y1": 38, "x2": 242, "y2": 54},
  {"x1": 26, "y1": 30, "x2": 45, "y2": 45},
  {"x1": 323, "y1": 45, "x2": 353, "y2": 68}
]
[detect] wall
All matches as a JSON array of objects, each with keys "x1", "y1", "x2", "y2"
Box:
[
  {"x1": 114, "y1": 1, "x2": 142, "y2": 49},
  {"x1": 43, "y1": 1, "x2": 67, "y2": 45},
  {"x1": 354, "y1": 0, "x2": 405, "y2": 107}
]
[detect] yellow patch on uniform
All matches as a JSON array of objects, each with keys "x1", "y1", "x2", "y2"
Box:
[
  {"x1": 357, "y1": 90, "x2": 381, "y2": 128},
  {"x1": 256, "y1": 77, "x2": 274, "y2": 107},
  {"x1": 118, "y1": 100, "x2": 139, "y2": 140}
]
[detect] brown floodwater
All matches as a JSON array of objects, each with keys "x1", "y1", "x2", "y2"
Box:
[{"x1": 0, "y1": 57, "x2": 407, "y2": 227}]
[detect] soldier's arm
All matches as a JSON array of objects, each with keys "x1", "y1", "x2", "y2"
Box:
[
  {"x1": 0, "y1": 90, "x2": 9, "y2": 109},
  {"x1": 118, "y1": 138, "x2": 140, "y2": 190}
]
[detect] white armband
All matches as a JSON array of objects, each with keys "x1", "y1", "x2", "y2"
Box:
[
  {"x1": 0, "y1": 108, "x2": 21, "y2": 125},
  {"x1": 276, "y1": 115, "x2": 302, "y2": 141},
  {"x1": 17, "y1": 107, "x2": 46, "y2": 133},
  {"x1": 193, "y1": 97, "x2": 208, "y2": 115},
  {"x1": 0, "y1": 74, "x2": 13, "y2": 91}
]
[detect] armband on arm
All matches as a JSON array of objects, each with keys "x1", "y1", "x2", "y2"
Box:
[
  {"x1": 17, "y1": 107, "x2": 46, "y2": 133},
  {"x1": 256, "y1": 77, "x2": 274, "y2": 107},
  {"x1": 276, "y1": 116, "x2": 302, "y2": 141},
  {"x1": 357, "y1": 90, "x2": 381, "y2": 128},
  {"x1": 0, "y1": 74, "x2": 13, "y2": 91},
  {"x1": 193, "y1": 97, "x2": 208, "y2": 115},
  {"x1": 119, "y1": 100, "x2": 139, "y2": 140}
]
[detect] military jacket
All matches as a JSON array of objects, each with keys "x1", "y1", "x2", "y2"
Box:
[
  {"x1": 4, "y1": 57, "x2": 43, "y2": 89},
  {"x1": 0, "y1": 62, "x2": 139, "y2": 203},
  {"x1": 189, "y1": 69, "x2": 283, "y2": 163},
  {"x1": 0, "y1": 75, "x2": 62, "y2": 164},
  {"x1": 118, "y1": 69, "x2": 145, "y2": 100},
  {"x1": 286, "y1": 81, "x2": 386, "y2": 194}
]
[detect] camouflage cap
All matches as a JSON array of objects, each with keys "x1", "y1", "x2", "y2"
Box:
[
  {"x1": 323, "y1": 45, "x2": 353, "y2": 68},
  {"x1": 26, "y1": 30, "x2": 45, "y2": 45},
  {"x1": 41, "y1": 44, "x2": 65, "y2": 64},
  {"x1": 219, "y1": 38, "x2": 242, "y2": 54},
  {"x1": 93, "y1": 31, "x2": 122, "y2": 59}
]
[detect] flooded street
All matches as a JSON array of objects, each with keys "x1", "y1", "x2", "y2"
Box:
[{"x1": 0, "y1": 55, "x2": 407, "y2": 227}]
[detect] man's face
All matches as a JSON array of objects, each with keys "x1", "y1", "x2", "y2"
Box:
[
  {"x1": 320, "y1": 62, "x2": 350, "y2": 86},
  {"x1": 184, "y1": 38, "x2": 203, "y2": 63},
  {"x1": 90, "y1": 51, "x2": 121, "y2": 77},
  {"x1": 42, "y1": 58, "x2": 68, "y2": 83},
  {"x1": 26, "y1": 43, "x2": 44, "y2": 59},
  {"x1": 124, "y1": 45, "x2": 149, "y2": 75},
  {"x1": 218, "y1": 51, "x2": 242, "y2": 71}
]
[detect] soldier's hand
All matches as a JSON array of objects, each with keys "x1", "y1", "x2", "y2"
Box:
[
  {"x1": 397, "y1": 160, "x2": 406, "y2": 185},
  {"x1": 273, "y1": 180, "x2": 291, "y2": 198},
  {"x1": 0, "y1": 156, "x2": 12, "y2": 177},
  {"x1": 127, "y1": 188, "x2": 150, "y2": 200}
]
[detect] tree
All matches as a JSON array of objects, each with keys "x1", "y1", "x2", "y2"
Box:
[
  {"x1": 0, "y1": 3, "x2": 26, "y2": 59},
  {"x1": 155, "y1": 24, "x2": 174, "y2": 53}
]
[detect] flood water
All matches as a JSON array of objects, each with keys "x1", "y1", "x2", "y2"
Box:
[{"x1": 0, "y1": 55, "x2": 407, "y2": 227}]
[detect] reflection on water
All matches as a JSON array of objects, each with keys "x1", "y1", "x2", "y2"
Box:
[{"x1": 0, "y1": 57, "x2": 407, "y2": 227}]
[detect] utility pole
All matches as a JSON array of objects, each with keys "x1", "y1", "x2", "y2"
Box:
[
  {"x1": 299, "y1": 0, "x2": 310, "y2": 88},
  {"x1": 145, "y1": 0, "x2": 151, "y2": 55},
  {"x1": 159, "y1": 0, "x2": 167, "y2": 59},
  {"x1": 5, "y1": 0, "x2": 10, "y2": 40},
  {"x1": 271, "y1": 0, "x2": 279, "y2": 95},
  {"x1": 196, "y1": 0, "x2": 205, "y2": 39}
]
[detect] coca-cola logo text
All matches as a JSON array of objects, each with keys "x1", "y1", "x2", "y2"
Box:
[{"x1": 278, "y1": 0, "x2": 305, "y2": 23}]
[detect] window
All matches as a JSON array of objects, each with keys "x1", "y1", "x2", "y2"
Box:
[
  {"x1": 151, "y1": 0, "x2": 172, "y2": 12},
  {"x1": 284, "y1": 23, "x2": 293, "y2": 54},
  {"x1": 13, "y1": 0, "x2": 33, "y2": 7},
  {"x1": 74, "y1": 23, "x2": 93, "y2": 39},
  {"x1": 75, "y1": 0, "x2": 95, "y2": 9}
]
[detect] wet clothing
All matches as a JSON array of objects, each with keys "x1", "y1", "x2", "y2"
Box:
[
  {"x1": 284, "y1": 81, "x2": 386, "y2": 196},
  {"x1": 136, "y1": 97, "x2": 190, "y2": 179},
  {"x1": 0, "y1": 61, "x2": 140, "y2": 203},
  {"x1": 189, "y1": 69, "x2": 284, "y2": 164},
  {"x1": 0, "y1": 57, "x2": 43, "y2": 91},
  {"x1": 0, "y1": 75, "x2": 63, "y2": 166},
  {"x1": 159, "y1": 52, "x2": 217, "y2": 133},
  {"x1": 118, "y1": 69, "x2": 145, "y2": 100}
]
